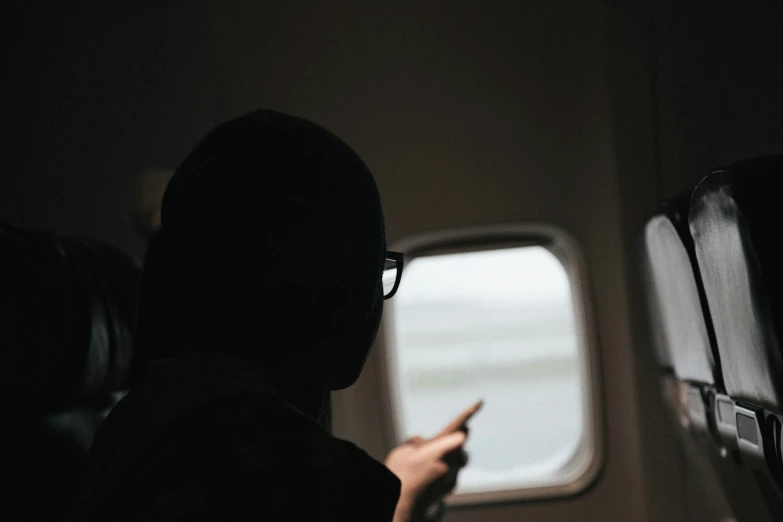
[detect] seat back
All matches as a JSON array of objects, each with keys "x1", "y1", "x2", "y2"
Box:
[
  {"x1": 645, "y1": 186, "x2": 781, "y2": 522},
  {"x1": 644, "y1": 193, "x2": 725, "y2": 440},
  {"x1": 690, "y1": 154, "x2": 783, "y2": 515},
  {"x1": 645, "y1": 193, "x2": 720, "y2": 387},
  {"x1": 690, "y1": 156, "x2": 783, "y2": 410},
  {"x1": 0, "y1": 222, "x2": 141, "y2": 520}
]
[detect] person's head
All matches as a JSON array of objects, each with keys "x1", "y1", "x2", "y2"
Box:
[{"x1": 136, "y1": 110, "x2": 392, "y2": 391}]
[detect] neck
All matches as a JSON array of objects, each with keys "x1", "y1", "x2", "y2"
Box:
[
  {"x1": 265, "y1": 361, "x2": 332, "y2": 429},
  {"x1": 171, "y1": 340, "x2": 334, "y2": 430}
]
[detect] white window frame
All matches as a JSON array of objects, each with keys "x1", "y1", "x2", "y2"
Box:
[{"x1": 377, "y1": 223, "x2": 603, "y2": 505}]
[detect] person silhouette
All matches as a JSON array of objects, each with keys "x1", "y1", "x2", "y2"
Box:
[{"x1": 78, "y1": 109, "x2": 477, "y2": 522}]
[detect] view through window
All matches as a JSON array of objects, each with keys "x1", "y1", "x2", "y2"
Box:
[{"x1": 388, "y1": 245, "x2": 587, "y2": 495}]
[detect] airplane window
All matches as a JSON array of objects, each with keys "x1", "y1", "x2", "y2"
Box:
[{"x1": 387, "y1": 244, "x2": 593, "y2": 498}]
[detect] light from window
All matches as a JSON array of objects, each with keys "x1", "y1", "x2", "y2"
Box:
[{"x1": 387, "y1": 245, "x2": 587, "y2": 495}]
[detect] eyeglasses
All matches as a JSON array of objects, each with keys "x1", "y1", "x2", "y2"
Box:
[{"x1": 382, "y1": 251, "x2": 404, "y2": 299}]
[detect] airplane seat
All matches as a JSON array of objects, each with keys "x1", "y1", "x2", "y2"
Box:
[
  {"x1": 642, "y1": 253, "x2": 683, "y2": 426},
  {"x1": 690, "y1": 154, "x2": 783, "y2": 516},
  {"x1": 644, "y1": 193, "x2": 722, "y2": 437},
  {"x1": 0, "y1": 221, "x2": 141, "y2": 521},
  {"x1": 645, "y1": 189, "x2": 779, "y2": 522}
]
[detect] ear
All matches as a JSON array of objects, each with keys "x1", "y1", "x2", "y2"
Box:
[
  {"x1": 328, "y1": 298, "x2": 384, "y2": 391},
  {"x1": 126, "y1": 169, "x2": 174, "y2": 244}
]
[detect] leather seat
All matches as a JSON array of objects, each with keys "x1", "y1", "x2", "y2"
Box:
[
  {"x1": 645, "y1": 188, "x2": 778, "y2": 522},
  {"x1": 0, "y1": 222, "x2": 141, "y2": 521},
  {"x1": 689, "y1": 154, "x2": 783, "y2": 517},
  {"x1": 644, "y1": 193, "x2": 720, "y2": 432}
]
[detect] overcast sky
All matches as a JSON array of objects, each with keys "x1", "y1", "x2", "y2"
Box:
[{"x1": 395, "y1": 246, "x2": 572, "y2": 306}]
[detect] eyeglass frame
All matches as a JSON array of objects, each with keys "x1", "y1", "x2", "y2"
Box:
[{"x1": 383, "y1": 251, "x2": 404, "y2": 299}]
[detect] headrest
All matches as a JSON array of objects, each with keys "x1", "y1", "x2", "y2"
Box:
[
  {"x1": 689, "y1": 155, "x2": 783, "y2": 410},
  {"x1": 0, "y1": 222, "x2": 141, "y2": 413},
  {"x1": 644, "y1": 193, "x2": 719, "y2": 385}
]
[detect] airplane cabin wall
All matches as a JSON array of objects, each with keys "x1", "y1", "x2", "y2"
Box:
[{"x1": 653, "y1": 0, "x2": 783, "y2": 200}]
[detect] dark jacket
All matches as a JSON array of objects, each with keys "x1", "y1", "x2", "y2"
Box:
[{"x1": 76, "y1": 350, "x2": 401, "y2": 521}]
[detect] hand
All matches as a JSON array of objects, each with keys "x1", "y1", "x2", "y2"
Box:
[{"x1": 385, "y1": 401, "x2": 483, "y2": 522}]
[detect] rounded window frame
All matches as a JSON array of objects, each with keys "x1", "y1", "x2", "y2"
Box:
[{"x1": 378, "y1": 223, "x2": 604, "y2": 505}]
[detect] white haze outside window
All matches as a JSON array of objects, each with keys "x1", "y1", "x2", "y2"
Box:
[{"x1": 389, "y1": 246, "x2": 585, "y2": 494}]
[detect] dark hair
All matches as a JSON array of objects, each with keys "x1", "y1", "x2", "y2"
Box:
[{"x1": 134, "y1": 110, "x2": 386, "y2": 367}]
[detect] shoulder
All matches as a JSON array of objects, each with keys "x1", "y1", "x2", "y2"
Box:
[{"x1": 91, "y1": 392, "x2": 400, "y2": 522}]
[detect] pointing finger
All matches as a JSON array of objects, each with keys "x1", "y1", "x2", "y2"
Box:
[{"x1": 436, "y1": 400, "x2": 484, "y2": 438}]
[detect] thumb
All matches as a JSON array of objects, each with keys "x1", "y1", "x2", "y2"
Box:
[{"x1": 423, "y1": 431, "x2": 467, "y2": 459}]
